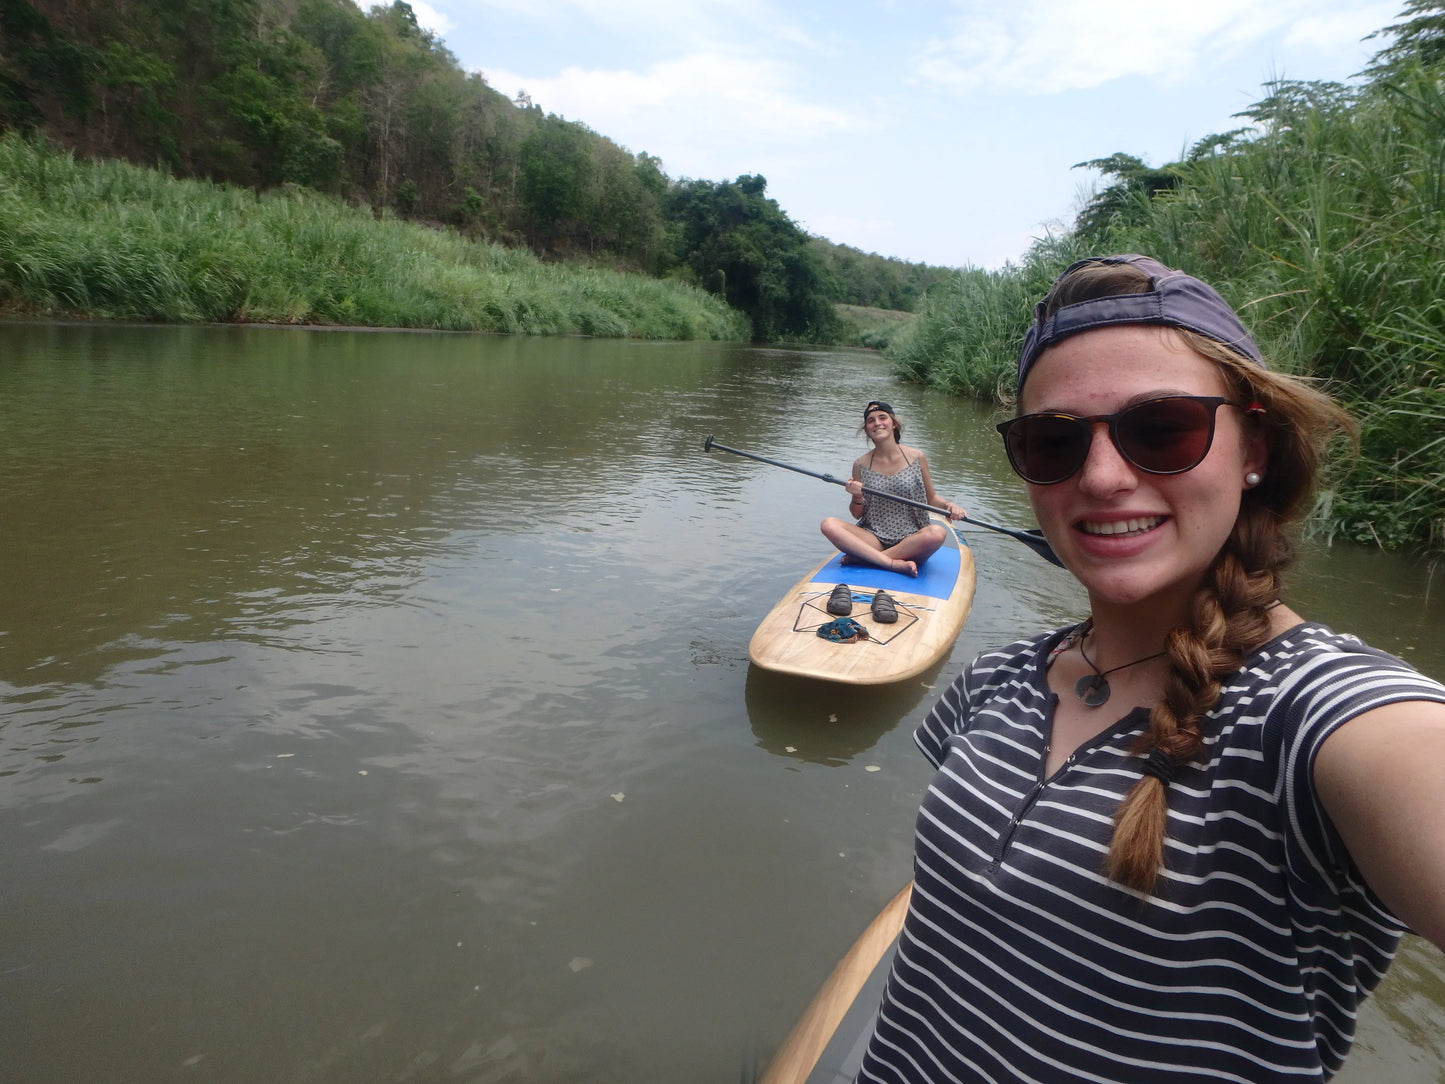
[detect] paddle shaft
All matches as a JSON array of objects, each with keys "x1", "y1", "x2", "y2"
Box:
[{"x1": 703, "y1": 435, "x2": 1063, "y2": 567}]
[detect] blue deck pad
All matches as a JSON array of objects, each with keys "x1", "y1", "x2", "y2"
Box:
[{"x1": 810, "y1": 542, "x2": 961, "y2": 601}]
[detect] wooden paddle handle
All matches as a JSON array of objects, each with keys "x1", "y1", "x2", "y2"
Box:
[{"x1": 758, "y1": 882, "x2": 913, "y2": 1084}]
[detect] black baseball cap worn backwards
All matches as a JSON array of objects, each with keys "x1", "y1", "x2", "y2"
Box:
[
  {"x1": 1016, "y1": 254, "x2": 1265, "y2": 391},
  {"x1": 863, "y1": 400, "x2": 894, "y2": 419}
]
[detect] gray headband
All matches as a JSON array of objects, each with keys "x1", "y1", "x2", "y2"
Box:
[{"x1": 1016, "y1": 255, "x2": 1264, "y2": 390}]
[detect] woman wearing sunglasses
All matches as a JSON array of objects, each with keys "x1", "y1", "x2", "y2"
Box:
[
  {"x1": 855, "y1": 255, "x2": 1445, "y2": 1083},
  {"x1": 819, "y1": 400, "x2": 966, "y2": 577}
]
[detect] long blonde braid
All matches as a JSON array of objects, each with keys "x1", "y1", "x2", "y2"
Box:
[{"x1": 1104, "y1": 501, "x2": 1286, "y2": 894}]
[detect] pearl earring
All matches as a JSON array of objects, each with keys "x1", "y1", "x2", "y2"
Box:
[{"x1": 1245, "y1": 472, "x2": 1262, "y2": 486}]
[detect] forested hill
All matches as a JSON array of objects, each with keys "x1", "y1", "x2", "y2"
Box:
[{"x1": 0, "y1": 0, "x2": 950, "y2": 339}]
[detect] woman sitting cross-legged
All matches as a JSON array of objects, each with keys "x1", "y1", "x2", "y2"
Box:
[{"x1": 819, "y1": 400, "x2": 965, "y2": 578}]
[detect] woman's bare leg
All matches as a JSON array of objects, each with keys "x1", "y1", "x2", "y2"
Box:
[
  {"x1": 820, "y1": 518, "x2": 921, "y2": 576},
  {"x1": 881, "y1": 523, "x2": 947, "y2": 567}
]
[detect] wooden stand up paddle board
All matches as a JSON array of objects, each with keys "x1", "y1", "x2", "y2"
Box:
[
  {"x1": 759, "y1": 883, "x2": 912, "y2": 1084},
  {"x1": 748, "y1": 520, "x2": 975, "y2": 685}
]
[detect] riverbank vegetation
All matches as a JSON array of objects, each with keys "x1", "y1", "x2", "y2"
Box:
[
  {"x1": 834, "y1": 304, "x2": 917, "y2": 351},
  {"x1": 0, "y1": 133, "x2": 747, "y2": 337},
  {"x1": 0, "y1": 0, "x2": 941, "y2": 340},
  {"x1": 891, "y1": 6, "x2": 1445, "y2": 554}
]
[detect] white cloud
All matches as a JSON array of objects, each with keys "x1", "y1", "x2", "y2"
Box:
[
  {"x1": 1285, "y1": 3, "x2": 1398, "y2": 58},
  {"x1": 409, "y1": 0, "x2": 455, "y2": 37},
  {"x1": 479, "y1": 52, "x2": 859, "y2": 175},
  {"x1": 915, "y1": 0, "x2": 1327, "y2": 94},
  {"x1": 442, "y1": 0, "x2": 815, "y2": 54}
]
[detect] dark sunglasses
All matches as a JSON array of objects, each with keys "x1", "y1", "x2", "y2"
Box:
[{"x1": 996, "y1": 395, "x2": 1252, "y2": 485}]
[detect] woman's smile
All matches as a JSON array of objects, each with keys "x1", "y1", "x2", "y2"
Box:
[{"x1": 1077, "y1": 515, "x2": 1165, "y2": 537}]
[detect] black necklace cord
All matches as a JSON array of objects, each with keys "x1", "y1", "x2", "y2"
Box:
[{"x1": 1074, "y1": 631, "x2": 1167, "y2": 708}]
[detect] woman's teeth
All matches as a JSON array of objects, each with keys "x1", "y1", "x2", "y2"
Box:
[{"x1": 1081, "y1": 516, "x2": 1163, "y2": 536}]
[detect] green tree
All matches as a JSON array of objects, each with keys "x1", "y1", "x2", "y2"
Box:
[
  {"x1": 664, "y1": 174, "x2": 838, "y2": 340},
  {"x1": 0, "y1": 0, "x2": 93, "y2": 132},
  {"x1": 808, "y1": 237, "x2": 953, "y2": 311},
  {"x1": 1366, "y1": 0, "x2": 1445, "y2": 72},
  {"x1": 1071, "y1": 153, "x2": 1181, "y2": 244},
  {"x1": 1233, "y1": 79, "x2": 1359, "y2": 136},
  {"x1": 518, "y1": 113, "x2": 595, "y2": 251}
]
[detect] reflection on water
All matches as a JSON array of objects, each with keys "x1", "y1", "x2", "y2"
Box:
[
  {"x1": 1, "y1": 321, "x2": 1442, "y2": 1082},
  {"x1": 745, "y1": 666, "x2": 945, "y2": 765}
]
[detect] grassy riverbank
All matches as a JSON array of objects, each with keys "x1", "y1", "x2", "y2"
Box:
[
  {"x1": 0, "y1": 134, "x2": 748, "y2": 340},
  {"x1": 890, "y1": 67, "x2": 1445, "y2": 555},
  {"x1": 834, "y1": 303, "x2": 917, "y2": 351}
]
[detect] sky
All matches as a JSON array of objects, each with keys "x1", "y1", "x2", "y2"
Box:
[{"x1": 405, "y1": 0, "x2": 1402, "y2": 269}]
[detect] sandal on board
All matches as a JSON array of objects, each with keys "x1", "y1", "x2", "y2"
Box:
[
  {"x1": 870, "y1": 590, "x2": 898, "y2": 624},
  {"x1": 826, "y1": 583, "x2": 853, "y2": 616}
]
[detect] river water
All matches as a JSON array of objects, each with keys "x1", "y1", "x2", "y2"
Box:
[{"x1": 2, "y1": 322, "x2": 1442, "y2": 1083}]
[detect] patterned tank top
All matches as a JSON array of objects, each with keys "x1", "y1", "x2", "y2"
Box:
[{"x1": 857, "y1": 456, "x2": 930, "y2": 546}]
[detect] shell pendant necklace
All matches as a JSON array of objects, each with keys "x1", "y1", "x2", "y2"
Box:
[{"x1": 1074, "y1": 626, "x2": 1166, "y2": 708}]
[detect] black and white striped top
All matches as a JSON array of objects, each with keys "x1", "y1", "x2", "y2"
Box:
[{"x1": 858, "y1": 622, "x2": 1445, "y2": 1084}]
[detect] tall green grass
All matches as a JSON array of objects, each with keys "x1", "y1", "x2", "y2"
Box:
[
  {"x1": 0, "y1": 134, "x2": 747, "y2": 340},
  {"x1": 891, "y1": 68, "x2": 1445, "y2": 553}
]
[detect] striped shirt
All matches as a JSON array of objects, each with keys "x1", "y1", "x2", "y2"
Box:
[{"x1": 858, "y1": 622, "x2": 1445, "y2": 1084}]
